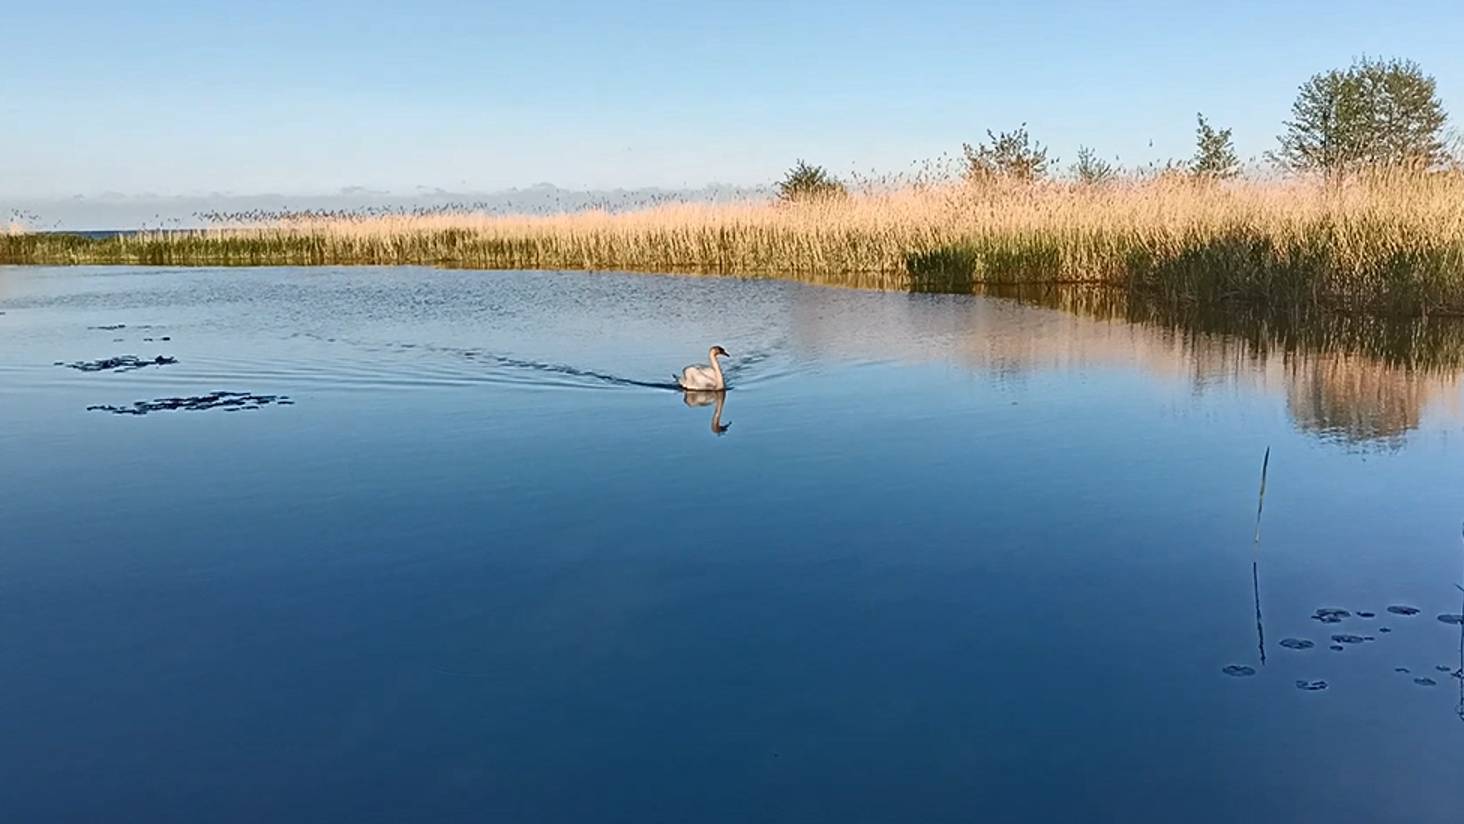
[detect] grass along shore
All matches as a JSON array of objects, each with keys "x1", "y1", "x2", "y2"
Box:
[{"x1": 5, "y1": 173, "x2": 1464, "y2": 316}]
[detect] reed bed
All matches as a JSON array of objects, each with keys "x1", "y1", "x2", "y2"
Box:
[{"x1": 5, "y1": 172, "x2": 1464, "y2": 315}]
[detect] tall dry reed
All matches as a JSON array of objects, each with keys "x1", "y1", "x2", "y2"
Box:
[{"x1": 4, "y1": 171, "x2": 1464, "y2": 314}]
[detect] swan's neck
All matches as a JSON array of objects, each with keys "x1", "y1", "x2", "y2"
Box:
[{"x1": 708, "y1": 351, "x2": 725, "y2": 388}]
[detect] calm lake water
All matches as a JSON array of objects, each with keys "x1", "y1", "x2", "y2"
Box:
[{"x1": 3, "y1": 265, "x2": 1464, "y2": 823}]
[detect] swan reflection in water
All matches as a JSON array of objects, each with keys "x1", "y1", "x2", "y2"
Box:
[{"x1": 682, "y1": 390, "x2": 730, "y2": 436}]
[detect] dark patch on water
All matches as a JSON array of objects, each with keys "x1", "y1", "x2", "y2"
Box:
[
  {"x1": 1437, "y1": 614, "x2": 1464, "y2": 625},
  {"x1": 88, "y1": 324, "x2": 127, "y2": 330},
  {"x1": 1437, "y1": 665, "x2": 1453, "y2": 673},
  {"x1": 1396, "y1": 667, "x2": 1411, "y2": 673},
  {"x1": 1331, "y1": 634, "x2": 1366, "y2": 645},
  {"x1": 1312, "y1": 608, "x2": 1351, "y2": 624},
  {"x1": 1330, "y1": 645, "x2": 1345, "y2": 651},
  {"x1": 1279, "y1": 638, "x2": 1315, "y2": 650},
  {"x1": 142, "y1": 336, "x2": 172, "y2": 342},
  {"x1": 1379, "y1": 627, "x2": 1393, "y2": 633},
  {"x1": 1356, "y1": 611, "x2": 1376, "y2": 618},
  {"x1": 58, "y1": 355, "x2": 177, "y2": 372},
  {"x1": 87, "y1": 391, "x2": 292, "y2": 415},
  {"x1": 1387, "y1": 606, "x2": 1421, "y2": 616},
  {"x1": 1222, "y1": 665, "x2": 1256, "y2": 677},
  {"x1": 1295, "y1": 680, "x2": 1328, "y2": 691},
  {"x1": 1414, "y1": 677, "x2": 1438, "y2": 687}
]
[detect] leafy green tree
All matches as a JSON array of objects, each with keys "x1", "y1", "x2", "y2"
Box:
[
  {"x1": 776, "y1": 160, "x2": 847, "y2": 202},
  {"x1": 1071, "y1": 146, "x2": 1117, "y2": 186},
  {"x1": 963, "y1": 124, "x2": 1051, "y2": 182},
  {"x1": 1273, "y1": 57, "x2": 1448, "y2": 173},
  {"x1": 1191, "y1": 114, "x2": 1240, "y2": 179}
]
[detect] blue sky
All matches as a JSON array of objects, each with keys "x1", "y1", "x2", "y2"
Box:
[{"x1": 4, "y1": 0, "x2": 1462, "y2": 197}]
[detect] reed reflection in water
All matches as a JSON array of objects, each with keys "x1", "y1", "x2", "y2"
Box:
[{"x1": 783, "y1": 280, "x2": 1464, "y2": 450}]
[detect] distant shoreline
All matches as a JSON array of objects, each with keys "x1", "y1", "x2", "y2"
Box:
[{"x1": 6, "y1": 174, "x2": 1463, "y2": 317}]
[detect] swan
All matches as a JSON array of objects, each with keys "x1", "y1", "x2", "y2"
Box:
[{"x1": 675, "y1": 345, "x2": 729, "y2": 391}]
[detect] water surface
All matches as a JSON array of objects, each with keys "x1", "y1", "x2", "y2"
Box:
[{"x1": 2, "y1": 266, "x2": 1463, "y2": 822}]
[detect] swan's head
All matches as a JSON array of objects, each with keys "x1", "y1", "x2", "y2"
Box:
[{"x1": 710, "y1": 345, "x2": 729, "y2": 359}]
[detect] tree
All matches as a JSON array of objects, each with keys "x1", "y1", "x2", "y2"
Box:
[
  {"x1": 775, "y1": 160, "x2": 846, "y2": 202},
  {"x1": 963, "y1": 124, "x2": 1051, "y2": 182},
  {"x1": 1273, "y1": 57, "x2": 1448, "y2": 174},
  {"x1": 1070, "y1": 146, "x2": 1117, "y2": 186},
  {"x1": 1190, "y1": 113, "x2": 1240, "y2": 179}
]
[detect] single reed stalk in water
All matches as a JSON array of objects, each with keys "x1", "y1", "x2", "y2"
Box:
[
  {"x1": 1253, "y1": 447, "x2": 1270, "y2": 547},
  {"x1": 6, "y1": 170, "x2": 1464, "y2": 315},
  {"x1": 1253, "y1": 560, "x2": 1266, "y2": 667},
  {"x1": 1252, "y1": 447, "x2": 1271, "y2": 665}
]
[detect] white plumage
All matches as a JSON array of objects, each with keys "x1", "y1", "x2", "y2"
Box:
[{"x1": 675, "y1": 345, "x2": 729, "y2": 391}]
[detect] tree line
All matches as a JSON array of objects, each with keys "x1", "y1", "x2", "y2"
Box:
[{"x1": 779, "y1": 56, "x2": 1452, "y2": 201}]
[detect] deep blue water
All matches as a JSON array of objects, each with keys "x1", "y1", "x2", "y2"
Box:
[{"x1": 2, "y1": 266, "x2": 1463, "y2": 823}]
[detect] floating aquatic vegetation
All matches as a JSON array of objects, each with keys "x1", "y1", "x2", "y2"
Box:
[
  {"x1": 1330, "y1": 645, "x2": 1345, "y2": 651},
  {"x1": 1331, "y1": 634, "x2": 1367, "y2": 644},
  {"x1": 1295, "y1": 680, "x2": 1328, "y2": 691},
  {"x1": 1387, "y1": 605, "x2": 1421, "y2": 616},
  {"x1": 1415, "y1": 677, "x2": 1438, "y2": 687},
  {"x1": 1222, "y1": 665, "x2": 1256, "y2": 677},
  {"x1": 88, "y1": 324, "x2": 127, "y2": 330},
  {"x1": 1356, "y1": 611, "x2": 1376, "y2": 618},
  {"x1": 1396, "y1": 667, "x2": 1412, "y2": 673},
  {"x1": 1437, "y1": 614, "x2": 1464, "y2": 625},
  {"x1": 1279, "y1": 638, "x2": 1315, "y2": 650},
  {"x1": 1379, "y1": 627, "x2": 1393, "y2": 633},
  {"x1": 59, "y1": 355, "x2": 177, "y2": 372},
  {"x1": 1312, "y1": 608, "x2": 1351, "y2": 624},
  {"x1": 87, "y1": 391, "x2": 292, "y2": 415}
]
